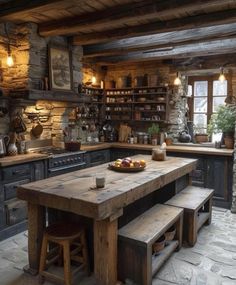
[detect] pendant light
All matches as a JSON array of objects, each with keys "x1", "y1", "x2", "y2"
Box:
[
  {"x1": 174, "y1": 72, "x2": 181, "y2": 86},
  {"x1": 219, "y1": 67, "x2": 226, "y2": 82}
]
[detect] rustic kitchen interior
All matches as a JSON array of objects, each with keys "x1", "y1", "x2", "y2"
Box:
[{"x1": 0, "y1": 1, "x2": 236, "y2": 285}]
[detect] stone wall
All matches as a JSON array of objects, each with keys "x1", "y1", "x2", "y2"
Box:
[{"x1": 0, "y1": 22, "x2": 83, "y2": 146}]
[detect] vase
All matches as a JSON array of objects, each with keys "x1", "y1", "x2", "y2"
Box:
[
  {"x1": 224, "y1": 137, "x2": 234, "y2": 149},
  {"x1": 8, "y1": 143, "x2": 18, "y2": 156}
]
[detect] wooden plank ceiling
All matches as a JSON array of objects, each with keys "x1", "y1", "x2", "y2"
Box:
[{"x1": 1, "y1": 0, "x2": 236, "y2": 68}]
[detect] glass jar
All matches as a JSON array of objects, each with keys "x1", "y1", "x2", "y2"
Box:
[{"x1": 152, "y1": 147, "x2": 166, "y2": 161}]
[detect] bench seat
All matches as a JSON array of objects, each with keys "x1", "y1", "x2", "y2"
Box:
[
  {"x1": 165, "y1": 185, "x2": 214, "y2": 246},
  {"x1": 118, "y1": 204, "x2": 183, "y2": 285}
]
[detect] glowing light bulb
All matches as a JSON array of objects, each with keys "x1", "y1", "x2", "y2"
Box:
[
  {"x1": 92, "y1": 76, "x2": 96, "y2": 85},
  {"x1": 7, "y1": 55, "x2": 14, "y2": 67},
  {"x1": 219, "y1": 73, "x2": 226, "y2": 82},
  {"x1": 174, "y1": 76, "x2": 181, "y2": 86}
]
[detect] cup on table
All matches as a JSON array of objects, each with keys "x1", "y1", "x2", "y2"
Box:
[{"x1": 95, "y1": 172, "x2": 106, "y2": 189}]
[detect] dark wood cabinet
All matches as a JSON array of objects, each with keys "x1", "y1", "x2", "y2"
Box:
[
  {"x1": 85, "y1": 149, "x2": 110, "y2": 167},
  {"x1": 0, "y1": 160, "x2": 46, "y2": 241},
  {"x1": 167, "y1": 151, "x2": 233, "y2": 209},
  {"x1": 110, "y1": 148, "x2": 136, "y2": 161}
]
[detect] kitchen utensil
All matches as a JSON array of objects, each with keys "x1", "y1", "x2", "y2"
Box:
[
  {"x1": 11, "y1": 113, "x2": 26, "y2": 134},
  {"x1": 178, "y1": 130, "x2": 191, "y2": 143},
  {"x1": 31, "y1": 122, "x2": 43, "y2": 138},
  {"x1": 0, "y1": 135, "x2": 10, "y2": 157}
]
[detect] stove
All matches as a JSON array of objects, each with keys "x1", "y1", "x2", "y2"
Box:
[{"x1": 31, "y1": 147, "x2": 86, "y2": 177}]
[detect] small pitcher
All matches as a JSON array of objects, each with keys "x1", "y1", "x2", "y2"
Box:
[{"x1": 8, "y1": 142, "x2": 18, "y2": 156}]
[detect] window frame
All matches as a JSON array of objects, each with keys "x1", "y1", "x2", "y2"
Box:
[{"x1": 188, "y1": 74, "x2": 231, "y2": 137}]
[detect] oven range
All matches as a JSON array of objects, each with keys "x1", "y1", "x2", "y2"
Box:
[{"x1": 36, "y1": 148, "x2": 86, "y2": 177}]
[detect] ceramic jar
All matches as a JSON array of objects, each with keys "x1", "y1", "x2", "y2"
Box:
[{"x1": 8, "y1": 142, "x2": 18, "y2": 156}]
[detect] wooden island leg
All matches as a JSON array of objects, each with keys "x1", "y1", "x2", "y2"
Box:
[
  {"x1": 94, "y1": 218, "x2": 118, "y2": 285},
  {"x1": 24, "y1": 202, "x2": 46, "y2": 275}
]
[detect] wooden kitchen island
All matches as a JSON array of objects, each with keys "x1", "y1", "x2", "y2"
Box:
[{"x1": 17, "y1": 155, "x2": 197, "y2": 285}]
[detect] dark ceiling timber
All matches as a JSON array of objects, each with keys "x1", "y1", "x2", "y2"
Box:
[
  {"x1": 0, "y1": 0, "x2": 63, "y2": 19},
  {"x1": 73, "y1": 7, "x2": 236, "y2": 45},
  {"x1": 83, "y1": 24, "x2": 236, "y2": 58},
  {"x1": 38, "y1": 0, "x2": 235, "y2": 37},
  {"x1": 87, "y1": 38, "x2": 236, "y2": 65}
]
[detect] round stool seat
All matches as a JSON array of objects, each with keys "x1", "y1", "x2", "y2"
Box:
[{"x1": 46, "y1": 223, "x2": 82, "y2": 240}]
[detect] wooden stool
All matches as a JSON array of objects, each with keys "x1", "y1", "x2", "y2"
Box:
[{"x1": 39, "y1": 223, "x2": 90, "y2": 285}]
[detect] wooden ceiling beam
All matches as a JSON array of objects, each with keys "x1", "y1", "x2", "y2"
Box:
[
  {"x1": 88, "y1": 38, "x2": 236, "y2": 65},
  {"x1": 0, "y1": 0, "x2": 63, "y2": 18},
  {"x1": 83, "y1": 24, "x2": 236, "y2": 57},
  {"x1": 39, "y1": 0, "x2": 234, "y2": 37},
  {"x1": 74, "y1": 8, "x2": 236, "y2": 45}
]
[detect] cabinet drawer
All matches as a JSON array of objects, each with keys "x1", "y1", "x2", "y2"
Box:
[
  {"x1": 4, "y1": 179, "x2": 30, "y2": 200},
  {"x1": 3, "y1": 164, "x2": 31, "y2": 181},
  {"x1": 5, "y1": 199, "x2": 27, "y2": 226}
]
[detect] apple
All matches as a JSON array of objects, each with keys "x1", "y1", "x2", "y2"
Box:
[
  {"x1": 140, "y1": 159, "x2": 146, "y2": 167},
  {"x1": 133, "y1": 161, "x2": 140, "y2": 167},
  {"x1": 121, "y1": 159, "x2": 130, "y2": 167},
  {"x1": 124, "y1": 157, "x2": 132, "y2": 163}
]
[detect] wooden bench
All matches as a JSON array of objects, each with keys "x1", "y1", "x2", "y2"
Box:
[
  {"x1": 118, "y1": 204, "x2": 183, "y2": 285},
  {"x1": 165, "y1": 186, "x2": 214, "y2": 246}
]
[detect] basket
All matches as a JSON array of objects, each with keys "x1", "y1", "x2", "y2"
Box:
[
  {"x1": 152, "y1": 235, "x2": 166, "y2": 254},
  {"x1": 164, "y1": 226, "x2": 176, "y2": 241}
]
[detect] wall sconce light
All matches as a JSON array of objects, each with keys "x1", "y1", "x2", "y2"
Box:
[
  {"x1": 219, "y1": 67, "x2": 226, "y2": 82},
  {"x1": 6, "y1": 44, "x2": 14, "y2": 67},
  {"x1": 92, "y1": 75, "x2": 96, "y2": 85},
  {"x1": 4, "y1": 23, "x2": 14, "y2": 67},
  {"x1": 174, "y1": 72, "x2": 181, "y2": 86}
]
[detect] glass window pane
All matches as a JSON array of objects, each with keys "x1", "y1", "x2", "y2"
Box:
[
  {"x1": 194, "y1": 97, "x2": 207, "y2": 112},
  {"x1": 194, "y1": 81, "x2": 208, "y2": 97},
  {"x1": 193, "y1": 114, "x2": 207, "y2": 130},
  {"x1": 213, "y1": 80, "x2": 227, "y2": 96},
  {"x1": 213, "y1": 97, "x2": 226, "y2": 112},
  {"x1": 187, "y1": 85, "x2": 192, "y2": 97}
]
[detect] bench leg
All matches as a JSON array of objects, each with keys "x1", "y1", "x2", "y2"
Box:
[
  {"x1": 186, "y1": 211, "x2": 197, "y2": 247},
  {"x1": 175, "y1": 213, "x2": 183, "y2": 250},
  {"x1": 205, "y1": 198, "x2": 213, "y2": 225}
]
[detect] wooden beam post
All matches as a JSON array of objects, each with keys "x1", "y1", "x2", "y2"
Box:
[
  {"x1": 24, "y1": 202, "x2": 46, "y2": 275},
  {"x1": 94, "y1": 218, "x2": 118, "y2": 285}
]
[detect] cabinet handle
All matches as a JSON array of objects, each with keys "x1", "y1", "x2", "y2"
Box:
[{"x1": 12, "y1": 170, "x2": 28, "y2": 175}]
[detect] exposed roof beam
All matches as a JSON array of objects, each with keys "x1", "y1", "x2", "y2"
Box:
[
  {"x1": 88, "y1": 38, "x2": 236, "y2": 65},
  {"x1": 83, "y1": 24, "x2": 236, "y2": 57},
  {"x1": 0, "y1": 0, "x2": 62, "y2": 18},
  {"x1": 74, "y1": 8, "x2": 236, "y2": 45},
  {"x1": 39, "y1": 0, "x2": 235, "y2": 37}
]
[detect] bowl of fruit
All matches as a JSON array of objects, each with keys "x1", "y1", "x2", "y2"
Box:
[{"x1": 108, "y1": 157, "x2": 146, "y2": 172}]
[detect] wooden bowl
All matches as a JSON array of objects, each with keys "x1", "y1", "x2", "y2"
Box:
[
  {"x1": 164, "y1": 226, "x2": 176, "y2": 241},
  {"x1": 152, "y1": 235, "x2": 166, "y2": 254}
]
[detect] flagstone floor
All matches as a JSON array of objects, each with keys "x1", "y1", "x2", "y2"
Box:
[{"x1": 0, "y1": 207, "x2": 236, "y2": 285}]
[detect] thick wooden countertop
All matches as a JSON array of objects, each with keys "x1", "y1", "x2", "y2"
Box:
[
  {"x1": 0, "y1": 153, "x2": 48, "y2": 167},
  {"x1": 17, "y1": 155, "x2": 197, "y2": 220},
  {"x1": 81, "y1": 142, "x2": 234, "y2": 156}
]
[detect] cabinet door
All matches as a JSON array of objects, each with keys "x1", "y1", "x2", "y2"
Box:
[
  {"x1": 110, "y1": 149, "x2": 136, "y2": 161},
  {"x1": 205, "y1": 157, "x2": 231, "y2": 208},
  {"x1": 32, "y1": 161, "x2": 46, "y2": 181},
  {"x1": 88, "y1": 150, "x2": 110, "y2": 167}
]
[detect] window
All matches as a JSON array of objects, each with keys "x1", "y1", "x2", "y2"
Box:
[{"x1": 188, "y1": 76, "x2": 228, "y2": 142}]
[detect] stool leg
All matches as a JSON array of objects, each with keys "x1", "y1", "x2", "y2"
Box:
[
  {"x1": 81, "y1": 230, "x2": 90, "y2": 275},
  {"x1": 39, "y1": 234, "x2": 48, "y2": 284},
  {"x1": 39, "y1": 234, "x2": 48, "y2": 273},
  {"x1": 63, "y1": 241, "x2": 72, "y2": 285}
]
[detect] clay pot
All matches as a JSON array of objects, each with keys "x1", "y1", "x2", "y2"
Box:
[{"x1": 224, "y1": 137, "x2": 234, "y2": 149}]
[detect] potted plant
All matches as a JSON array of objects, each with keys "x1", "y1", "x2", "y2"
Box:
[
  {"x1": 148, "y1": 123, "x2": 160, "y2": 145},
  {"x1": 207, "y1": 104, "x2": 236, "y2": 149},
  {"x1": 194, "y1": 126, "x2": 208, "y2": 143}
]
